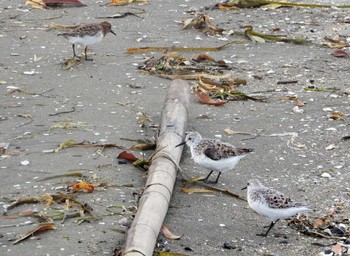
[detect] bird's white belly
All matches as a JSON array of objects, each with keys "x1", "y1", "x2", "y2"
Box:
[
  {"x1": 249, "y1": 200, "x2": 310, "y2": 221},
  {"x1": 193, "y1": 153, "x2": 246, "y2": 172},
  {"x1": 68, "y1": 34, "x2": 103, "y2": 47}
]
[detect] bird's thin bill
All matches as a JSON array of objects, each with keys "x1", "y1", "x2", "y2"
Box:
[
  {"x1": 175, "y1": 141, "x2": 186, "y2": 148},
  {"x1": 111, "y1": 30, "x2": 117, "y2": 36},
  {"x1": 241, "y1": 186, "x2": 247, "y2": 190}
]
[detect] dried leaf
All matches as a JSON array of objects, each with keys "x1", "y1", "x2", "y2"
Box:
[
  {"x1": 13, "y1": 223, "x2": 56, "y2": 245},
  {"x1": 25, "y1": 0, "x2": 86, "y2": 8},
  {"x1": 108, "y1": 0, "x2": 147, "y2": 6},
  {"x1": 43, "y1": 0, "x2": 86, "y2": 6},
  {"x1": 215, "y1": 3, "x2": 238, "y2": 9},
  {"x1": 117, "y1": 151, "x2": 139, "y2": 162},
  {"x1": 181, "y1": 187, "x2": 213, "y2": 194},
  {"x1": 195, "y1": 54, "x2": 216, "y2": 62},
  {"x1": 154, "y1": 252, "x2": 188, "y2": 256},
  {"x1": 71, "y1": 182, "x2": 94, "y2": 193},
  {"x1": 195, "y1": 90, "x2": 226, "y2": 106},
  {"x1": 322, "y1": 36, "x2": 348, "y2": 49},
  {"x1": 295, "y1": 99, "x2": 305, "y2": 107},
  {"x1": 161, "y1": 225, "x2": 182, "y2": 240},
  {"x1": 246, "y1": 33, "x2": 266, "y2": 43},
  {"x1": 215, "y1": 0, "x2": 350, "y2": 9},
  {"x1": 243, "y1": 26, "x2": 307, "y2": 44},
  {"x1": 224, "y1": 128, "x2": 254, "y2": 136},
  {"x1": 329, "y1": 111, "x2": 344, "y2": 121},
  {"x1": 331, "y1": 50, "x2": 349, "y2": 58},
  {"x1": 182, "y1": 15, "x2": 224, "y2": 36},
  {"x1": 129, "y1": 143, "x2": 156, "y2": 151},
  {"x1": 62, "y1": 57, "x2": 81, "y2": 70},
  {"x1": 54, "y1": 139, "x2": 75, "y2": 153},
  {"x1": 332, "y1": 243, "x2": 343, "y2": 254},
  {"x1": 49, "y1": 23, "x2": 80, "y2": 30},
  {"x1": 304, "y1": 86, "x2": 339, "y2": 92},
  {"x1": 25, "y1": 0, "x2": 46, "y2": 9}
]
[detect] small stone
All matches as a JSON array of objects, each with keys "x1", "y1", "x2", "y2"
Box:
[
  {"x1": 323, "y1": 107, "x2": 333, "y2": 112},
  {"x1": 325, "y1": 144, "x2": 336, "y2": 150},
  {"x1": 223, "y1": 242, "x2": 236, "y2": 249},
  {"x1": 292, "y1": 106, "x2": 304, "y2": 113},
  {"x1": 118, "y1": 217, "x2": 129, "y2": 227},
  {"x1": 321, "y1": 172, "x2": 332, "y2": 178},
  {"x1": 20, "y1": 160, "x2": 30, "y2": 166}
]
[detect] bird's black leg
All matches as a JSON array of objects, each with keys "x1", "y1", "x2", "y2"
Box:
[
  {"x1": 214, "y1": 172, "x2": 222, "y2": 183},
  {"x1": 200, "y1": 170, "x2": 213, "y2": 183},
  {"x1": 84, "y1": 47, "x2": 93, "y2": 61},
  {"x1": 72, "y1": 44, "x2": 77, "y2": 58},
  {"x1": 257, "y1": 220, "x2": 279, "y2": 237}
]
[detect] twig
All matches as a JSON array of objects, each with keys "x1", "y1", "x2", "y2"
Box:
[{"x1": 49, "y1": 106, "x2": 76, "y2": 116}]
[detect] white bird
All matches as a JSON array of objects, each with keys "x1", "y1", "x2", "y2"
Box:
[
  {"x1": 176, "y1": 131, "x2": 253, "y2": 183},
  {"x1": 242, "y1": 179, "x2": 312, "y2": 237}
]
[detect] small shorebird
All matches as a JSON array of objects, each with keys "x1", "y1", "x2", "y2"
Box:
[
  {"x1": 242, "y1": 179, "x2": 312, "y2": 237},
  {"x1": 175, "y1": 131, "x2": 253, "y2": 183},
  {"x1": 58, "y1": 21, "x2": 116, "y2": 60}
]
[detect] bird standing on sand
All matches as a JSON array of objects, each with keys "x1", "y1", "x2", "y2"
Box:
[
  {"x1": 175, "y1": 131, "x2": 253, "y2": 183},
  {"x1": 58, "y1": 21, "x2": 116, "y2": 60},
  {"x1": 242, "y1": 179, "x2": 312, "y2": 237}
]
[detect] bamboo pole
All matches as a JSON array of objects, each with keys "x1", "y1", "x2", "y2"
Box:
[{"x1": 123, "y1": 79, "x2": 190, "y2": 256}]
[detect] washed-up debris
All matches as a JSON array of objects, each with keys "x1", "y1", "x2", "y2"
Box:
[
  {"x1": 49, "y1": 106, "x2": 76, "y2": 116},
  {"x1": 322, "y1": 35, "x2": 349, "y2": 49},
  {"x1": 195, "y1": 90, "x2": 226, "y2": 106},
  {"x1": 194, "y1": 76, "x2": 265, "y2": 105},
  {"x1": 117, "y1": 151, "x2": 139, "y2": 162},
  {"x1": 61, "y1": 56, "x2": 82, "y2": 70},
  {"x1": 329, "y1": 112, "x2": 345, "y2": 121},
  {"x1": 96, "y1": 9, "x2": 145, "y2": 19},
  {"x1": 214, "y1": 0, "x2": 350, "y2": 9},
  {"x1": 5, "y1": 86, "x2": 54, "y2": 97},
  {"x1": 6, "y1": 193, "x2": 98, "y2": 221},
  {"x1": 49, "y1": 120, "x2": 88, "y2": 131},
  {"x1": 138, "y1": 52, "x2": 232, "y2": 80},
  {"x1": 117, "y1": 151, "x2": 150, "y2": 170},
  {"x1": 154, "y1": 250, "x2": 188, "y2": 256},
  {"x1": 37, "y1": 171, "x2": 84, "y2": 181},
  {"x1": 183, "y1": 14, "x2": 224, "y2": 35},
  {"x1": 107, "y1": 0, "x2": 147, "y2": 6},
  {"x1": 304, "y1": 86, "x2": 340, "y2": 92},
  {"x1": 180, "y1": 176, "x2": 245, "y2": 200},
  {"x1": 161, "y1": 225, "x2": 182, "y2": 240},
  {"x1": 26, "y1": 0, "x2": 86, "y2": 9},
  {"x1": 243, "y1": 26, "x2": 308, "y2": 44},
  {"x1": 71, "y1": 182, "x2": 94, "y2": 193},
  {"x1": 127, "y1": 40, "x2": 242, "y2": 54},
  {"x1": 13, "y1": 222, "x2": 56, "y2": 245},
  {"x1": 53, "y1": 139, "x2": 124, "y2": 153},
  {"x1": 290, "y1": 202, "x2": 350, "y2": 239},
  {"x1": 331, "y1": 50, "x2": 349, "y2": 58}
]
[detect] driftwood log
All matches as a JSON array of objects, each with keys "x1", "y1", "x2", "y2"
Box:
[{"x1": 123, "y1": 79, "x2": 190, "y2": 256}]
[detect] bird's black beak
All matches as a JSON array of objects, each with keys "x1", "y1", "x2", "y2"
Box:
[
  {"x1": 241, "y1": 186, "x2": 247, "y2": 190},
  {"x1": 111, "y1": 30, "x2": 117, "y2": 36},
  {"x1": 175, "y1": 141, "x2": 186, "y2": 148}
]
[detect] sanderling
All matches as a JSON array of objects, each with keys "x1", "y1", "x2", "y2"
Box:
[
  {"x1": 58, "y1": 21, "x2": 116, "y2": 60},
  {"x1": 175, "y1": 131, "x2": 253, "y2": 183},
  {"x1": 242, "y1": 179, "x2": 312, "y2": 237}
]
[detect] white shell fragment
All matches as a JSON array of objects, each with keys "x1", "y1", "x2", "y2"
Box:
[{"x1": 20, "y1": 160, "x2": 30, "y2": 166}]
